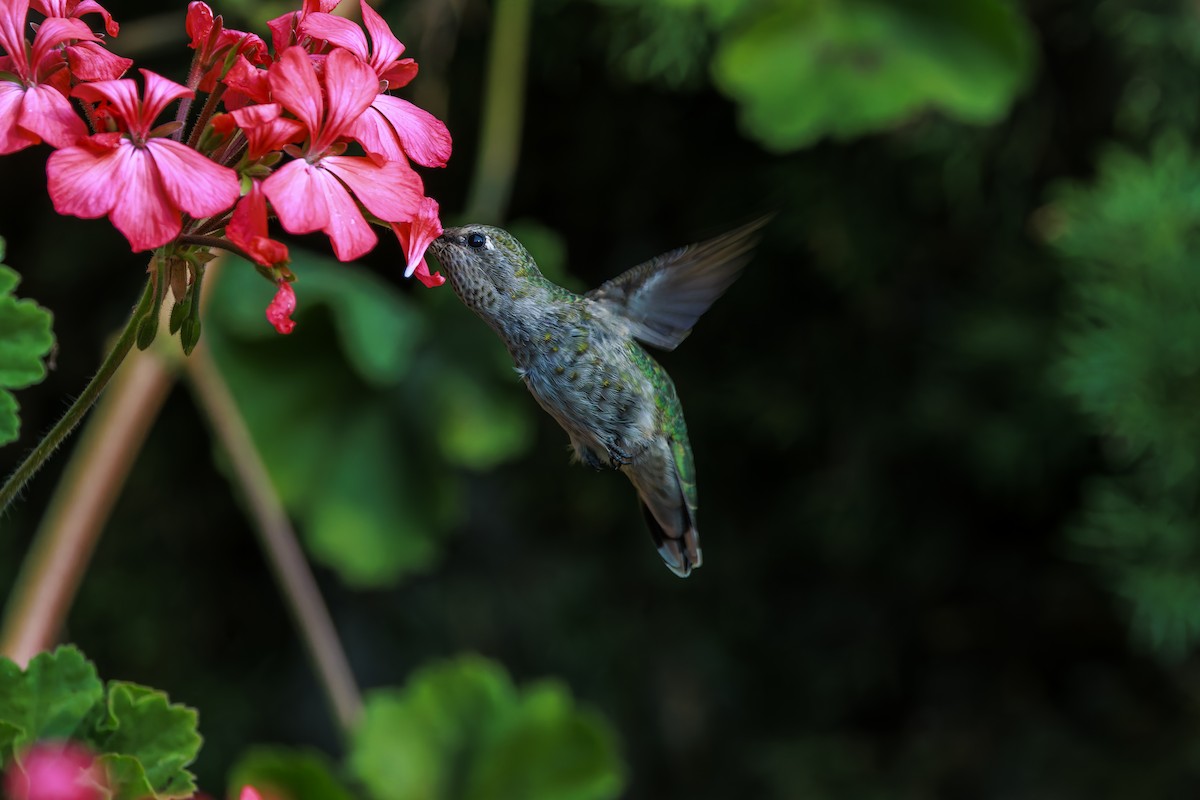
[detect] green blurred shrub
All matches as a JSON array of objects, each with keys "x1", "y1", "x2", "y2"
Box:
[{"x1": 1049, "y1": 134, "x2": 1200, "y2": 658}]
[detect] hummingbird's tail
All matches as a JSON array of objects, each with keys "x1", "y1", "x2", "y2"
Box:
[{"x1": 641, "y1": 502, "x2": 701, "y2": 578}]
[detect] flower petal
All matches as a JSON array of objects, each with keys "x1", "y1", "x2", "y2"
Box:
[
  {"x1": 262, "y1": 160, "x2": 328, "y2": 234},
  {"x1": 0, "y1": 83, "x2": 41, "y2": 154},
  {"x1": 316, "y1": 47, "x2": 379, "y2": 154},
  {"x1": 266, "y1": 280, "x2": 297, "y2": 334},
  {"x1": 46, "y1": 136, "x2": 122, "y2": 218},
  {"x1": 29, "y1": 17, "x2": 96, "y2": 69},
  {"x1": 390, "y1": 195, "x2": 442, "y2": 277},
  {"x1": 20, "y1": 82, "x2": 87, "y2": 148},
  {"x1": 65, "y1": 41, "x2": 133, "y2": 81},
  {"x1": 321, "y1": 155, "x2": 422, "y2": 222},
  {"x1": 106, "y1": 145, "x2": 182, "y2": 250},
  {"x1": 379, "y1": 57, "x2": 417, "y2": 90},
  {"x1": 149, "y1": 137, "x2": 240, "y2": 218},
  {"x1": 0, "y1": 0, "x2": 32, "y2": 75},
  {"x1": 297, "y1": 11, "x2": 367, "y2": 59},
  {"x1": 231, "y1": 102, "x2": 305, "y2": 159},
  {"x1": 185, "y1": 1, "x2": 213, "y2": 47},
  {"x1": 267, "y1": 161, "x2": 377, "y2": 260},
  {"x1": 137, "y1": 70, "x2": 192, "y2": 130},
  {"x1": 360, "y1": 94, "x2": 451, "y2": 167},
  {"x1": 228, "y1": 180, "x2": 289, "y2": 267},
  {"x1": 222, "y1": 54, "x2": 271, "y2": 106},
  {"x1": 269, "y1": 46, "x2": 324, "y2": 137},
  {"x1": 360, "y1": 0, "x2": 406, "y2": 72}
]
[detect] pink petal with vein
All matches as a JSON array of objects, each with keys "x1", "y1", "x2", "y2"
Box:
[
  {"x1": 20, "y1": 82, "x2": 87, "y2": 147},
  {"x1": 148, "y1": 138, "x2": 240, "y2": 217},
  {"x1": 380, "y1": 58, "x2": 417, "y2": 90},
  {"x1": 297, "y1": 12, "x2": 367, "y2": 58},
  {"x1": 360, "y1": 0, "x2": 406, "y2": 70},
  {"x1": 320, "y1": 155, "x2": 422, "y2": 221},
  {"x1": 29, "y1": 17, "x2": 96, "y2": 66},
  {"x1": 47, "y1": 137, "x2": 122, "y2": 217},
  {"x1": 138, "y1": 70, "x2": 192, "y2": 128},
  {"x1": 316, "y1": 48, "x2": 378, "y2": 153},
  {"x1": 66, "y1": 41, "x2": 132, "y2": 81},
  {"x1": 263, "y1": 160, "x2": 377, "y2": 261},
  {"x1": 269, "y1": 47, "x2": 324, "y2": 138},
  {"x1": 0, "y1": 84, "x2": 41, "y2": 154},
  {"x1": 358, "y1": 94, "x2": 451, "y2": 167},
  {"x1": 0, "y1": 0, "x2": 32, "y2": 71}
]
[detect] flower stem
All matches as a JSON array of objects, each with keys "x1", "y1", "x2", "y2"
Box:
[
  {"x1": 0, "y1": 274, "x2": 157, "y2": 516},
  {"x1": 464, "y1": 0, "x2": 532, "y2": 224},
  {"x1": 0, "y1": 345, "x2": 175, "y2": 665},
  {"x1": 184, "y1": 337, "x2": 364, "y2": 734}
]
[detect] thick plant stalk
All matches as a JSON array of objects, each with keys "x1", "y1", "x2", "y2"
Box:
[
  {"x1": 184, "y1": 339, "x2": 364, "y2": 733},
  {"x1": 0, "y1": 336, "x2": 175, "y2": 665},
  {"x1": 464, "y1": 0, "x2": 532, "y2": 224}
]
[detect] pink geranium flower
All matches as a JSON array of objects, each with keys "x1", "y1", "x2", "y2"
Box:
[
  {"x1": 0, "y1": 0, "x2": 94, "y2": 153},
  {"x1": 33, "y1": 0, "x2": 131, "y2": 82},
  {"x1": 32, "y1": 0, "x2": 119, "y2": 36},
  {"x1": 300, "y1": 0, "x2": 451, "y2": 168},
  {"x1": 266, "y1": 0, "x2": 340, "y2": 54},
  {"x1": 258, "y1": 46, "x2": 423, "y2": 261},
  {"x1": 186, "y1": 1, "x2": 268, "y2": 91},
  {"x1": 46, "y1": 69, "x2": 241, "y2": 251},
  {"x1": 4, "y1": 741, "x2": 105, "y2": 800}
]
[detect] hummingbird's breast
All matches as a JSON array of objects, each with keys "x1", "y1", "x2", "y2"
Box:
[{"x1": 511, "y1": 299, "x2": 659, "y2": 456}]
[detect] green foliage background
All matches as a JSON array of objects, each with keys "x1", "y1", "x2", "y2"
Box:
[{"x1": 7, "y1": 0, "x2": 1200, "y2": 796}]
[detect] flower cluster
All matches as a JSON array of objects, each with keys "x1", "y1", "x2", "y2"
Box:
[{"x1": 0, "y1": 0, "x2": 451, "y2": 335}]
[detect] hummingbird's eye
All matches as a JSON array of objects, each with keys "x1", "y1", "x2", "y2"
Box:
[{"x1": 467, "y1": 232, "x2": 487, "y2": 249}]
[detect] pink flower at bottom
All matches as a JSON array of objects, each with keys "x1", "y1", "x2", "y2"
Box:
[
  {"x1": 266, "y1": 280, "x2": 296, "y2": 334},
  {"x1": 4, "y1": 742, "x2": 104, "y2": 800}
]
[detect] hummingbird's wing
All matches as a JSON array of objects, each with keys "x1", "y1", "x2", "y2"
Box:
[{"x1": 586, "y1": 216, "x2": 769, "y2": 351}]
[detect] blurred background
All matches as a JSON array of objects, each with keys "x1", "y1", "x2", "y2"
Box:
[{"x1": 6, "y1": 0, "x2": 1200, "y2": 796}]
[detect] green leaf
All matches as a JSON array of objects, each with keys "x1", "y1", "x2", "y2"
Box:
[
  {"x1": 93, "y1": 682, "x2": 201, "y2": 799},
  {"x1": 228, "y1": 746, "x2": 357, "y2": 800},
  {"x1": 712, "y1": 0, "x2": 1034, "y2": 151},
  {"x1": 465, "y1": 682, "x2": 625, "y2": 800},
  {"x1": 98, "y1": 754, "x2": 161, "y2": 800},
  {"x1": 0, "y1": 646, "x2": 105, "y2": 760},
  {"x1": 433, "y1": 368, "x2": 534, "y2": 470},
  {"x1": 0, "y1": 257, "x2": 55, "y2": 445},
  {"x1": 350, "y1": 656, "x2": 624, "y2": 800},
  {"x1": 1049, "y1": 135, "x2": 1200, "y2": 659}
]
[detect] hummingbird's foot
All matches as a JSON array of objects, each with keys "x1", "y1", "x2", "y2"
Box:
[
  {"x1": 604, "y1": 440, "x2": 638, "y2": 468},
  {"x1": 580, "y1": 448, "x2": 609, "y2": 471}
]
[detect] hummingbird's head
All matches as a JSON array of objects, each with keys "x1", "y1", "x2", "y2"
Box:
[{"x1": 427, "y1": 225, "x2": 543, "y2": 312}]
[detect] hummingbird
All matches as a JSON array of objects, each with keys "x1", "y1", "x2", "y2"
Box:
[{"x1": 427, "y1": 218, "x2": 767, "y2": 577}]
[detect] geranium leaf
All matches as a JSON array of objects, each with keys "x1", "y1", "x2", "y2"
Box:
[
  {"x1": 228, "y1": 746, "x2": 357, "y2": 800},
  {"x1": 0, "y1": 249, "x2": 56, "y2": 446},
  {"x1": 350, "y1": 656, "x2": 624, "y2": 800},
  {"x1": 712, "y1": 0, "x2": 1034, "y2": 150},
  {"x1": 93, "y1": 682, "x2": 201, "y2": 799},
  {"x1": 0, "y1": 646, "x2": 105, "y2": 760}
]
